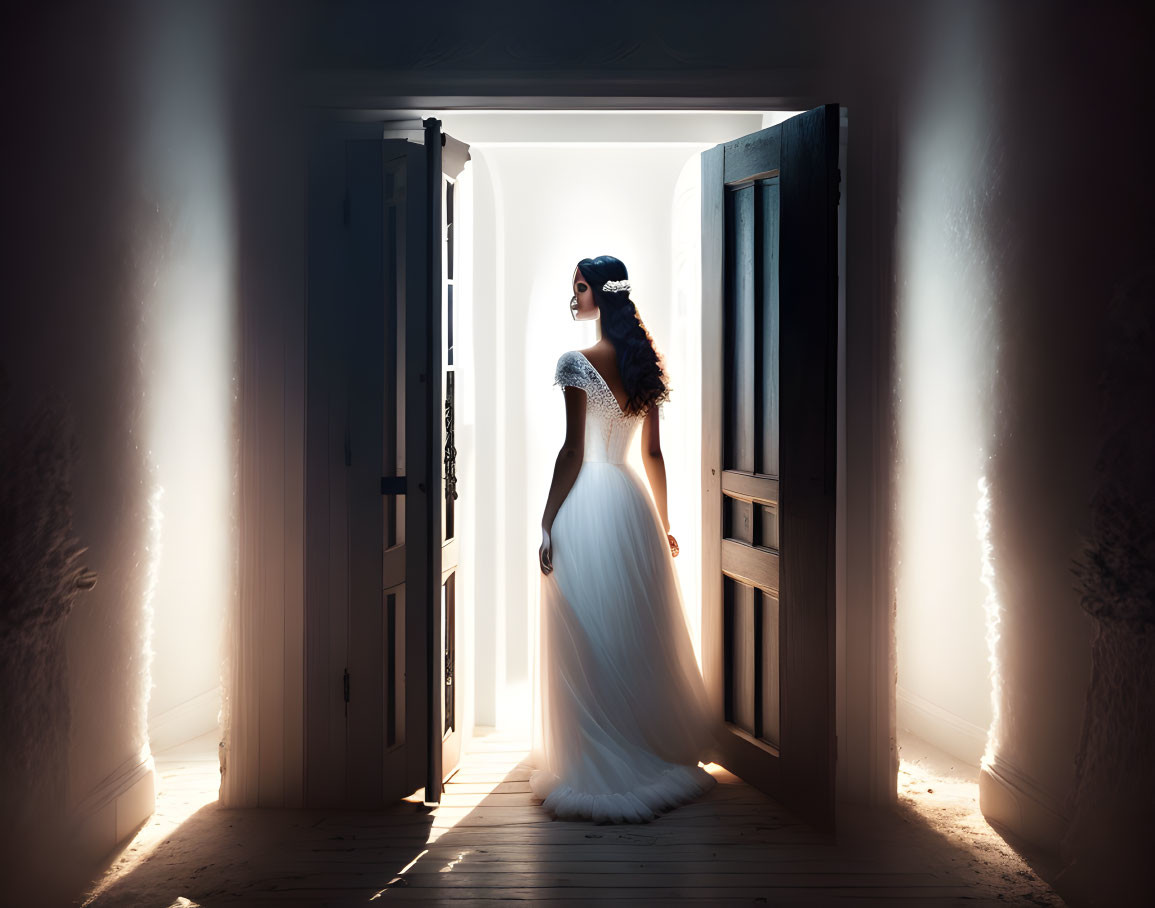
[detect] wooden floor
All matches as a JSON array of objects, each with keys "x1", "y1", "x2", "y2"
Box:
[{"x1": 83, "y1": 729, "x2": 1065, "y2": 906}]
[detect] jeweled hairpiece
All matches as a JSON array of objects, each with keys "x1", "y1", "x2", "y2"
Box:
[{"x1": 602, "y1": 279, "x2": 631, "y2": 293}]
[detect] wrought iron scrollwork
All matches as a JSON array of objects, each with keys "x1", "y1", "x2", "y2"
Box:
[
  {"x1": 444, "y1": 372, "x2": 458, "y2": 501},
  {"x1": 445, "y1": 647, "x2": 454, "y2": 734}
]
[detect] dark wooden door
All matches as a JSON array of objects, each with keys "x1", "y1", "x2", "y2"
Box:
[
  {"x1": 304, "y1": 117, "x2": 446, "y2": 807},
  {"x1": 700, "y1": 104, "x2": 839, "y2": 831}
]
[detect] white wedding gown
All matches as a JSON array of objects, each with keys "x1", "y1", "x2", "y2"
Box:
[{"x1": 529, "y1": 350, "x2": 723, "y2": 823}]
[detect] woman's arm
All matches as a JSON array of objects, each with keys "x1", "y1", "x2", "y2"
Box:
[
  {"x1": 539, "y1": 387, "x2": 586, "y2": 574},
  {"x1": 640, "y1": 404, "x2": 670, "y2": 532}
]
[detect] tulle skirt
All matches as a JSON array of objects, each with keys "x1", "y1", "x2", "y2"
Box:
[{"x1": 529, "y1": 460, "x2": 723, "y2": 823}]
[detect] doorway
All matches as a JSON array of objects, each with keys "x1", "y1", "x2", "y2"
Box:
[
  {"x1": 425, "y1": 108, "x2": 837, "y2": 766},
  {"x1": 228, "y1": 94, "x2": 894, "y2": 818}
]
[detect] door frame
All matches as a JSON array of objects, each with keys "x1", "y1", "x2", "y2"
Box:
[{"x1": 230, "y1": 80, "x2": 897, "y2": 813}]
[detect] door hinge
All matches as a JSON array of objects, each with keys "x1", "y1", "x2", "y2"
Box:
[
  {"x1": 381, "y1": 475, "x2": 407, "y2": 495},
  {"x1": 343, "y1": 668, "x2": 350, "y2": 717}
]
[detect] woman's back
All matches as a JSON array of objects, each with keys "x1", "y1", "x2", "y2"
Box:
[{"x1": 553, "y1": 349, "x2": 644, "y2": 464}]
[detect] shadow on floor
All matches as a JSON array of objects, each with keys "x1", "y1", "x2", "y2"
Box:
[
  {"x1": 81, "y1": 737, "x2": 1069, "y2": 906},
  {"x1": 82, "y1": 797, "x2": 438, "y2": 906}
]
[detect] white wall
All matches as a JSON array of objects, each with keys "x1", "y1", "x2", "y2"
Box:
[
  {"x1": 139, "y1": 0, "x2": 232, "y2": 755},
  {"x1": 454, "y1": 134, "x2": 721, "y2": 732},
  {"x1": 894, "y1": 3, "x2": 996, "y2": 768}
]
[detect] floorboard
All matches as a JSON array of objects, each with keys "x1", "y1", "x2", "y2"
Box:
[{"x1": 81, "y1": 728, "x2": 1066, "y2": 906}]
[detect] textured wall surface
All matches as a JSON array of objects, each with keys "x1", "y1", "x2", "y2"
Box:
[
  {"x1": 0, "y1": 383, "x2": 89, "y2": 904},
  {"x1": 895, "y1": 4, "x2": 1152, "y2": 897},
  {"x1": 136, "y1": 0, "x2": 234, "y2": 749},
  {"x1": 894, "y1": 1, "x2": 1001, "y2": 757},
  {"x1": 974, "y1": 0, "x2": 1146, "y2": 833},
  {"x1": 1, "y1": 2, "x2": 239, "y2": 901},
  {"x1": 1, "y1": 6, "x2": 154, "y2": 902}
]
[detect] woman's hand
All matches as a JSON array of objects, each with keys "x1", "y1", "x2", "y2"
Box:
[
  {"x1": 539, "y1": 527, "x2": 553, "y2": 574},
  {"x1": 667, "y1": 533, "x2": 680, "y2": 558}
]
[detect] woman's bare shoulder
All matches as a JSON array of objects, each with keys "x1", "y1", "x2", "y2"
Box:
[{"x1": 578, "y1": 343, "x2": 616, "y2": 371}]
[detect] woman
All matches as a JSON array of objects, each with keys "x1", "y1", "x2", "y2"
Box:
[{"x1": 529, "y1": 254, "x2": 724, "y2": 824}]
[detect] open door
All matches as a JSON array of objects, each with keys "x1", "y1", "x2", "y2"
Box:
[
  {"x1": 305, "y1": 116, "x2": 464, "y2": 807},
  {"x1": 700, "y1": 104, "x2": 839, "y2": 831}
]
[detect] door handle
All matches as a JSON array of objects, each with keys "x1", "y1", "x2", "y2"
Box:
[{"x1": 381, "y1": 476, "x2": 407, "y2": 495}]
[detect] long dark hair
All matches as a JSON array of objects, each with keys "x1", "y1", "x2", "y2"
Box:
[{"x1": 577, "y1": 255, "x2": 671, "y2": 416}]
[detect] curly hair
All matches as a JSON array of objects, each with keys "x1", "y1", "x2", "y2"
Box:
[{"x1": 576, "y1": 255, "x2": 671, "y2": 416}]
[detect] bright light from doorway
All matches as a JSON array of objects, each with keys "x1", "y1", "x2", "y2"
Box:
[{"x1": 437, "y1": 110, "x2": 790, "y2": 738}]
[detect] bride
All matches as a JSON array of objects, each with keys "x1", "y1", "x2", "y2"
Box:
[{"x1": 529, "y1": 254, "x2": 724, "y2": 824}]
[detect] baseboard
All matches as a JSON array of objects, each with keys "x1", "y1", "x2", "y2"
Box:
[
  {"x1": 979, "y1": 757, "x2": 1069, "y2": 854},
  {"x1": 148, "y1": 686, "x2": 220, "y2": 752},
  {"x1": 897, "y1": 684, "x2": 986, "y2": 768},
  {"x1": 70, "y1": 748, "x2": 156, "y2": 869}
]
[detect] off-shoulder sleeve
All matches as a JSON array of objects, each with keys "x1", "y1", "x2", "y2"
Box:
[{"x1": 553, "y1": 350, "x2": 588, "y2": 391}]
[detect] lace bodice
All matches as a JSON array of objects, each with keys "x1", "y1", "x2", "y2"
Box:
[{"x1": 554, "y1": 350, "x2": 646, "y2": 464}]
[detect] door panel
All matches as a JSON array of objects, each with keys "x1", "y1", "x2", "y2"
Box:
[
  {"x1": 701, "y1": 104, "x2": 839, "y2": 831},
  {"x1": 305, "y1": 124, "x2": 358, "y2": 808},
  {"x1": 379, "y1": 133, "x2": 428, "y2": 803},
  {"x1": 343, "y1": 135, "x2": 389, "y2": 806}
]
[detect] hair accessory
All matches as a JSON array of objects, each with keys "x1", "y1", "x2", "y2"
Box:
[{"x1": 602, "y1": 279, "x2": 631, "y2": 293}]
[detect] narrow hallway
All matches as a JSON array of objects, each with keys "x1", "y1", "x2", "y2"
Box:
[{"x1": 83, "y1": 730, "x2": 1062, "y2": 906}]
